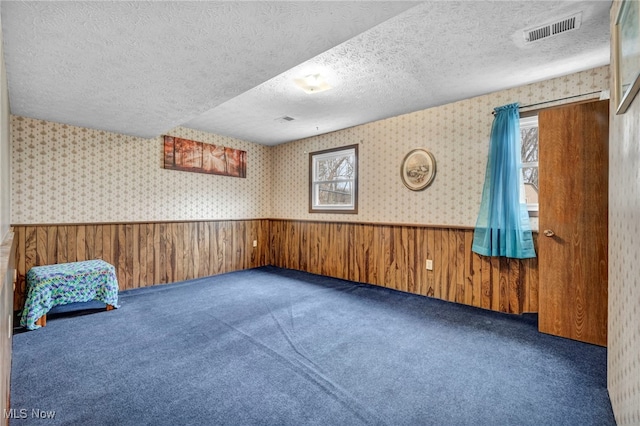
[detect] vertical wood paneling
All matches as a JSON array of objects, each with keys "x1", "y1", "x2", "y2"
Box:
[
  {"x1": 207, "y1": 221, "x2": 219, "y2": 276},
  {"x1": 405, "y1": 227, "x2": 416, "y2": 293},
  {"x1": 267, "y1": 220, "x2": 538, "y2": 315},
  {"x1": 471, "y1": 252, "x2": 482, "y2": 308},
  {"x1": 311, "y1": 221, "x2": 323, "y2": 275},
  {"x1": 357, "y1": 224, "x2": 373, "y2": 284},
  {"x1": 173, "y1": 223, "x2": 184, "y2": 282},
  {"x1": 480, "y1": 252, "x2": 491, "y2": 309},
  {"x1": 36, "y1": 227, "x2": 47, "y2": 266},
  {"x1": 76, "y1": 225, "x2": 86, "y2": 261},
  {"x1": 385, "y1": 226, "x2": 396, "y2": 290},
  {"x1": 47, "y1": 226, "x2": 57, "y2": 265},
  {"x1": 152, "y1": 224, "x2": 160, "y2": 285},
  {"x1": 14, "y1": 227, "x2": 27, "y2": 309},
  {"x1": 508, "y1": 258, "x2": 522, "y2": 314},
  {"x1": 378, "y1": 225, "x2": 389, "y2": 288},
  {"x1": 68, "y1": 226, "x2": 78, "y2": 263},
  {"x1": 352, "y1": 223, "x2": 361, "y2": 282},
  {"x1": 499, "y1": 257, "x2": 509, "y2": 313},
  {"x1": 197, "y1": 222, "x2": 208, "y2": 277},
  {"x1": 463, "y1": 231, "x2": 472, "y2": 305},
  {"x1": 261, "y1": 219, "x2": 271, "y2": 267},
  {"x1": 139, "y1": 224, "x2": 148, "y2": 287},
  {"x1": 490, "y1": 257, "x2": 500, "y2": 310},
  {"x1": 528, "y1": 251, "x2": 539, "y2": 313},
  {"x1": 131, "y1": 224, "x2": 140, "y2": 289},
  {"x1": 183, "y1": 222, "x2": 194, "y2": 281},
  {"x1": 446, "y1": 230, "x2": 456, "y2": 302},
  {"x1": 84, "y1": 225, "x2": 95, "y2": 261},
  {"x1": 426, "y1": 228, "x2": 435, "y2": 297},
  {"x1": 116, "y1": 223, "x2": 130, "y2": 288},
  {"x1": 415, "y1": 228, "x2": 426, "y2": 296},
  {"x1": 233, "y1": 220, "x2": 243, "y2": 272},
  {"x1": 13, "y1": 220, "x2": 535, "y2": 317},
  {"x1": 432, "y1": 228, "x2": 442, "y2": 299},
  {"x1": 192, "y1": 223, "x2": 201, "y2": 280},
  {"x1": 13, "y1": 220, "x2": 270, "y2": 311},
  {"x1": 102, "y1": 224, "x2": 113, "y2": 268},
  {"x1": 56, "y1": 226, "x2": 67, "y2": 264},
  {"x1": 455, "y1": 230, "x2": 465, "y2": 304}
]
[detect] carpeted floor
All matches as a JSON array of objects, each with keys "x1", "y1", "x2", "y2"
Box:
[{"x1": 10, "y1": 266, "x2": 615, "y2": 425}]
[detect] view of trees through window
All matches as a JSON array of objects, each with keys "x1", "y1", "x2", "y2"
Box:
[
  {"x1": 521, "y1": 116, "x2": 539, "y2": 211},
  {"x1": 309, "y1": 145, "x2": 358, "y2": 212},
  {"x1": 315, "y1": 155, "x2": 354, "y2": 205}
]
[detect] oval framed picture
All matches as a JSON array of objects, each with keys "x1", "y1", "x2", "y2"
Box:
[{"x1": 400, "y1": 149, "x2": 436, "y2": 191}]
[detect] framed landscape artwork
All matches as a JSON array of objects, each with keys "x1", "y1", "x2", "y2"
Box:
[
  {"x1": 401, "y1": 148, "x2": 436, "y2": 191},
  {"x1": 163, "y1": 136, "x2": 246, "y2": 178}
]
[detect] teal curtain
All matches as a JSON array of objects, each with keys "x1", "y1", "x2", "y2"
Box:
[{"x1": 472, "y1": 103, "x2": 536, "y2": 259}]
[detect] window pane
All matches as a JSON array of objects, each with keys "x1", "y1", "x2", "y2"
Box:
[
  {"x1": 309, "y1": 145, "x2": 358, "y2": 213},
  {"x1": 522, "y1": 166, "x2": 538, "y2": 187},
  {"x1": 315, "y1": 181, "x2": 353, "y2": 206},
  {"x1": 315, "y1": 154, "x2": 354, "y2": 181},
  {"x1": 521, "y1": 127, "x2": 538, "y2": 162},
  {"x1": 523, "y1": 167, "x2": 539, "y2": 204}
]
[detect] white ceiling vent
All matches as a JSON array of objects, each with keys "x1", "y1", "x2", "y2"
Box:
[
  {"x1": 524, "y1": 12, "x2": 582, "y2": 43},
  {"x1": 275, "y1": 116, "x2": 296, "y2": 124}
]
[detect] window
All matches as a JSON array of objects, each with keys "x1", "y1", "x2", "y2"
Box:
[
  {"x1": 520, "y1": 115, "x2": 539, "y2": 216},
  {"x1": 309, "y1": 145, "x2": 358, "y2": 213}
]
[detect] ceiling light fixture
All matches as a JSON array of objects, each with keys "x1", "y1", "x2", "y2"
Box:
[{"x1": 294, "y1": 74, "x2": 332, "y2": 94}]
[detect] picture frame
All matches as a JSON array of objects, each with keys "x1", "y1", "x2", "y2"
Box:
[
  {"x1": 400, "y1": 148, "x2": 436, "y2": 191},
  {"x1": 163, "y1": 135, "x2": 246, "y2": 178},
  {"x1": 614, "y1": 0, "x2": 640, "y2": 114}
]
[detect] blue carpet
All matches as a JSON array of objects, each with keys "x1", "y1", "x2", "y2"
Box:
[{"x1": 10, "y1": 266, "x2": 615, "y2": 425}]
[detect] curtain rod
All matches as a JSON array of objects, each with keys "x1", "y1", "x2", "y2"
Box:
[{"x1": 491, "y1": 90, "x2": 604, "y2": 115}]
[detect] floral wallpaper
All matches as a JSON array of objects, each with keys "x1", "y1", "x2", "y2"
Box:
[
  {"x1": 0, "y1": 26, "x2": 9, "y2": 239},
  {"x1": 10, "y1": 119, "x2": 272, "y2": 224},
  {"x1": 271, "y1": 66, "x2": 610, "y2": 227},
  {"x1": 607, "y1": 2, "x2": 640, "y2": 424},
  {"x1": 11, "y1": 66, "x2": 608, "y2": 227}
]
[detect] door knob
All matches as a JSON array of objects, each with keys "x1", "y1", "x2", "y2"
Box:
[{"x1": 543, "y1": 229, "x2": 555, "y2": 237}]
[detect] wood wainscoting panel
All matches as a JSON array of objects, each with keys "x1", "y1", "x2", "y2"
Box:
[
  {"x1": 14, "y1": 219, "x2": 536, "y2": 316},
  {"x1": 269, "y1": 220, "x2": 539, "y2": 314},
  {"x1": 13, "y1": 220, "x2": 270, "y2": 312}
]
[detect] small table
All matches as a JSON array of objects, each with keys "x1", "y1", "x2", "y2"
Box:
[{"x1": 21, "y1": 260, "x2": 120, "y2": 330}]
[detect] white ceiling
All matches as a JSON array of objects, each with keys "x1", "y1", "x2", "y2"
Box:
[{"x1": 1, "y1": 1, "x2": 611, "y2": 146}]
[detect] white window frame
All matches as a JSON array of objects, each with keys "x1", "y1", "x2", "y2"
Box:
[
  {"x1": 520, "y1": 115, "x2": 539, "y2": 216},
  {"x1": 309, "y1": 145, "x2": 358, "y2": 214}
]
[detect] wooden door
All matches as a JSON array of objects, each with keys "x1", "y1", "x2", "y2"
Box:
[{"x1": 538, "y1": 100, "x2": 608, "y2": 346}]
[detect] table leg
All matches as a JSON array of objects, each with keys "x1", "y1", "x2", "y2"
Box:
[{"x1": 35, "y1": 315, "x2": 46, "y2": 327}]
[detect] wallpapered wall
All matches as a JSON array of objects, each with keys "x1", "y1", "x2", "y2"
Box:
[
  {"x1": 271, "y1": 66, "x2": 609, "y2": 227},
  {"x1": 608, "y1": 2, "x2": 640, "y2": 424},
  {"x1": 11, "y1": 66, "x2": 608, "y2": 226},
  {"x1": 10, "y1": 120, "x2": 272, "y2": 224},
  {"x1": 0, "y1": 14, "x2": 10, "y2": 239}
]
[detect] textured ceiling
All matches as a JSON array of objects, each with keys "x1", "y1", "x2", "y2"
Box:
[{"x1": 1, "y1": 1, "x2": 611, "y2": 145}]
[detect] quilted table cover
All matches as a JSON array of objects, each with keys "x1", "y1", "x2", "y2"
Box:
[{"x1": 21, "y1": 260, "x2": 120, "y2": 330}]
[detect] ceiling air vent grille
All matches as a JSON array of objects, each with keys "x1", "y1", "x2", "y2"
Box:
[
  {"x1": 524, "y1": 12, "x2": 582, "y2": 43},
  {"x1": 275, "y1": 116, "x2": 295, "y2": 124}
]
